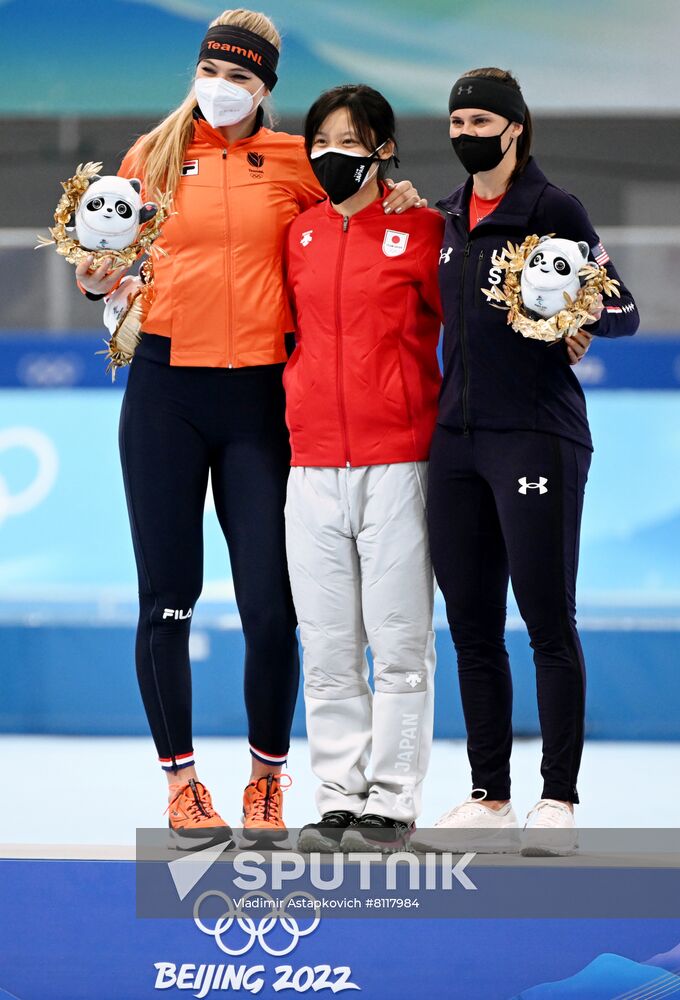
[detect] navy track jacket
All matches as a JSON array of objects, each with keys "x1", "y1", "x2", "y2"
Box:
[{"x1": 436, "y1": 158, "x2": 639, "y2": 450}]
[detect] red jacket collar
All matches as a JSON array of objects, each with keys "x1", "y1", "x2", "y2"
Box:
[{"x1": 322, "y1": 183, "x2": 389, "y2": 222}]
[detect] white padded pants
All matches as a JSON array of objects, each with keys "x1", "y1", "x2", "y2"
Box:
[{"x1": 285, "y1": 463, "x2": 436, "y2": 822}]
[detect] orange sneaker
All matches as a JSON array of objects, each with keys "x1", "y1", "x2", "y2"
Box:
[
  {"x1": 166, "y1": 778, "x2": 234, "y2": 850},
  {"x1": 240, "y1": 773, "x2": 292, "y2": 848}
]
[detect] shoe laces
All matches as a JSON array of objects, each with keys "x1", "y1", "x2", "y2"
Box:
[
  {"x1": 436, "y1": 788, "x2": 490, "y2": 825},
  {"x1": 164, "y1": 778, "x2": 215, "y2": 821},
  {"x1": 248, "y1": 773, "x2": 292, "y2": 822},
  {"x1": 526, "y1": 799, "x2": 571, "y2": 826},
  {"x1": 359, "y1": 813, "x2": 387, "y2": 828},
  {"x1": 323, "y1": 810, "x2": 354, "y2": 825},
  {"x1": 360, "y1": 814, "x2": 403, "y2": 830}
]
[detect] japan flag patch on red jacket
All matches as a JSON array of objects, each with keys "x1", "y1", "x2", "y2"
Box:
[{"x1": 383, "y1": 229, "x2": 409, "y2": 257}]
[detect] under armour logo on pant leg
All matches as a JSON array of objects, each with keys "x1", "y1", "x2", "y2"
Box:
[{"x1": 518, "y1": 476, "x2": 549, "y2": 495}]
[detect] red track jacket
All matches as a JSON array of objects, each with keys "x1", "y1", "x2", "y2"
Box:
[{"x1": 284, "y1": 193, "x2": 444, "y2": 467}]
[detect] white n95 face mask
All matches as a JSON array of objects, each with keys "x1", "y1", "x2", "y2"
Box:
[{"x1": 194, "y1": 76, "x2": 265, "y2": 128}]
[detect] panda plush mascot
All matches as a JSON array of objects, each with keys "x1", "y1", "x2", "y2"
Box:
[
  {"x1": 520, "y1": 236, "x2": 589, "y2": 319},
  {"x1": 40, "y1": 161, "x2": 170, "y2": 376},
  {"x1": 74, "y1": 176, "x2": 157, "y2": 252}
]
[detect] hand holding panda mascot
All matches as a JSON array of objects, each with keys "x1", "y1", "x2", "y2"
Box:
[
  {"x1": 74, "y1": 174, "x2": 161, "y2": 375},
  {"x1": 483, "y1": 232, "x2": 620, "y2": 343},
  {"x1": 38, "y1": 161, "x2": 171, "y2": 377},
  {"x1": 74, "y1": 175, "x2": 158, "y2": 252}
]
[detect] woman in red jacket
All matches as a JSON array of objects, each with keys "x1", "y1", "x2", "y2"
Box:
[
  {"x1": 74, "y1": 9, "x2": 423, "y2": 850},
  {"x1": 284, "y1": 85, "x2": 444, "y2": 853}
]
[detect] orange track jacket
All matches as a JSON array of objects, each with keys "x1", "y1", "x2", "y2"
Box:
[{"x1": 118, "y1": 117, "x2": 324, "y2": 368}]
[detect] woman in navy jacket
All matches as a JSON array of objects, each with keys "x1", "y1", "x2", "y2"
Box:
[{"x1": 418, "y1": 67, "x2": 638, "y2": 853}]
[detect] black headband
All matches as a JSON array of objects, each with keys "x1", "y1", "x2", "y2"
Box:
[
  {"x1": 449, "y1": 76, "x2": 526, "y2": 123},
  {"x1": 198, "y1": 25, "x2": 279, "y2": 90}
]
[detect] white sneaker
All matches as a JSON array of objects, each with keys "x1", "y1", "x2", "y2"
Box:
[
  {"x1": 411, "y1": 790, "x2": 520, "y2": 854},
  {"x1": 521, "y1": 799, "x2": 578, "y2": 856}
]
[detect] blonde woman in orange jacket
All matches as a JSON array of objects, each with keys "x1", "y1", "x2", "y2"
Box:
[{"x1": 75, "y1": 7, "x2": 424, "y2": 849}]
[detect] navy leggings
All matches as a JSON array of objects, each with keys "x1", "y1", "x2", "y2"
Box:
[
  {"x1": 119, "y1": 336, "x2": 299, "y2": 772},
  {"x1": 427, "y1": 426, "x2": 591, "y2": 803}
]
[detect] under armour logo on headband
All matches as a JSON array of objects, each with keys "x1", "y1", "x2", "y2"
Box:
[{"x1": 449, "y1": 75, "x2": 526, "y2": 122}]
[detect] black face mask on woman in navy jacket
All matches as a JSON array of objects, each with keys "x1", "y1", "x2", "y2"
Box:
[{"x1": 436, "y1": 157, "x2": 639, "y2": 451}]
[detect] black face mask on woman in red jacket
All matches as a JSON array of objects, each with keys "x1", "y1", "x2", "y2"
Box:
[{"x1": 310, "y1": 142, "x2": 387, "y2": 204}]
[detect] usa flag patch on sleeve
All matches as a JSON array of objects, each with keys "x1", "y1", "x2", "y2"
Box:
[{"x1": 591, "y1": 241, "x2": 610, "y2": 265}]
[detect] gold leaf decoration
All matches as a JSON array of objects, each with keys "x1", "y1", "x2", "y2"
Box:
[
  {"x1": 37, "y1": 163, "x2": 173, "y2": 376},
  {"x1": 36, "y1": 162, "x2": 172, "y2": 266},
  {"x1": 480, "y1": 234, "x2": 621, "y2": 343}
]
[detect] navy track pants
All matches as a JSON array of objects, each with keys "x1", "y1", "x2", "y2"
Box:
[
  {"x1": 119, "y1": 338, "x2": 299, "y2": 772},
  {"x1": 427, "y1": 425, "x2": 591, "y2": 803}
]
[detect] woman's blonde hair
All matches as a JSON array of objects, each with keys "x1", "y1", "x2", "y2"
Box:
[{"x1": 132, "y1": 9, "x2": 281, "y2": 199}]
